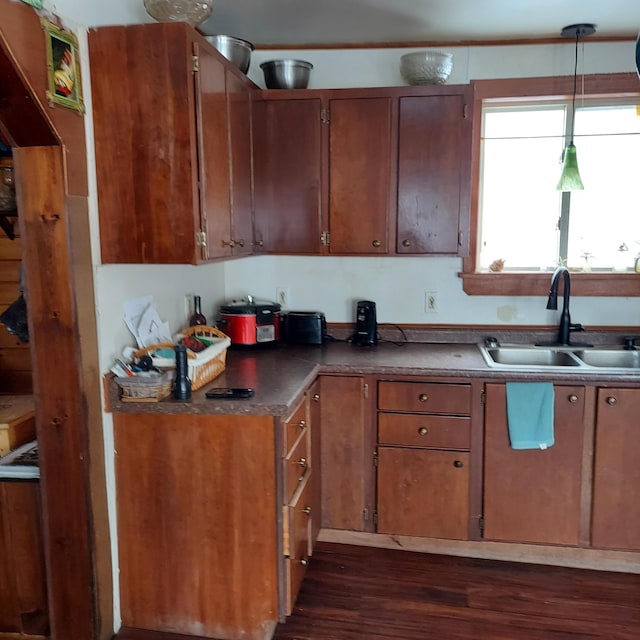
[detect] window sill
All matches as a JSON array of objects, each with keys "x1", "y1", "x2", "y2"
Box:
[{"x1": 460, "y1": 271, "x2": 640, "y2": 297}]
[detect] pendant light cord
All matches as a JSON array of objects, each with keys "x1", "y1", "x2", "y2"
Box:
[{"x1": 569, "y1": 29, "x2": 579, "y2": 144}]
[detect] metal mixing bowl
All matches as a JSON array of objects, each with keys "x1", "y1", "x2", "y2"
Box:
[
  {"x1": 260, "y1": 59, "x2": 313, "y2": 89},
  {"x1": 205, "y1": 35, "x2": 254, "y2": 74}
]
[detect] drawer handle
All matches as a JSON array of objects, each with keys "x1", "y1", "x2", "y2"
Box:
[
  {"x1": 568, "y1": 394, "x2": 578, "y2": 404},
  {"x1": 402, "y1": 239, "x2": 411, "y2": 247},
  {"x1": 418, "y1": 393, "x2": 429, "y2": 403},
  {"x1": 372, "y1": 239, "x2": 381, "y2": 248},
  {"x1": 606, "y1": 396, "x2": 617, "y2": 406},
  {"x1": 297, "y1": 420, "x2": 306, "y2": 430},
  {"x1": 453, "y1": 460, "x2": 464, "y2": 468},
  {"x1": 418, "y1": 427, "x2": 429, "y2": 436},
  {"x1": 296, "y1": 457, "x2": 308, "y2": 468},
  {"x1": 303, "y1": 506, "x2": 312, "y2": 516}
]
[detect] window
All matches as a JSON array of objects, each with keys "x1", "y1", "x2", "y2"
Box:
[
  {"x1": 479, "y1": 101, "x2": 640, "y2": 272},
  {"x1": 461, "y1": 74, "x2": 640, "y2": 296}
]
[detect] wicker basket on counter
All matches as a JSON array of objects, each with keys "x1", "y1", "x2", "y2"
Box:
[
  {"x1": 116, "y1": 326, "x2": 231, "y2": 400},
  {"x1": 133, "y1": 325, "x2": 231, "y2": 391},
  {"x1": 115, "y1": 370, "x2": 175, "y2": 403}
]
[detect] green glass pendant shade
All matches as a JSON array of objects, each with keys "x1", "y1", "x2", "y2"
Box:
[{"x1": 556, "y1": 143, "x2": 584, "y2": 191}]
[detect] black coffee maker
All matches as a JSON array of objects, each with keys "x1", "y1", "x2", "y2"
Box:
[{"x1": 353, "y1": 300, "x2": 377, "y2": 346}]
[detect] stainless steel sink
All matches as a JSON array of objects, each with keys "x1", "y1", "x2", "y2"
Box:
[
  {"x1": 484, "y1": 346, "x2": 582, "y2": 367},
  {"x1": 573, "y1": 349, "x2": 640, "y2": 369},
  {"x1": 478, "y1": 343, "x2": 640, "y2": 372}
]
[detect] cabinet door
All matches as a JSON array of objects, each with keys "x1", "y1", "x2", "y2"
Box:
[
  {"x1": 319, "y1": 375, "x2": 370, "y2": 531},
  {"x1": 592, "y1": 388, "x2": 640, "y2": 551},
  {"x1": 253, "y1": 98, "x2": 322, "y2": 253},
  {"x1": 196, "y1": 43, "x2": 232, "y2": 259},
  {"x1": 90, "y1": 24, "x2": 202, "y2": 263},
  {"x1": 483, "y1": 383, "x2": 586, "y2": 546},
  {"x1": 397, "y1": 93, "x2": 471, "y2": 255},
  {"x1": 377, "y1": 447, "x2": 470, "y2": 539},
  {"x1": 0, "y1": 482, "x2": 48, "y2": 636},
  {"x1": 328, "y1": 97, "x2": 393, "y2": 254},
  {"x1": 226, "y1": 70, "x2": 254, "y2": 256}
]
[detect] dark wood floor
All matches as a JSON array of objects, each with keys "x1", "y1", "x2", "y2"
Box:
[{"x1": 115, "y1": 542, "x2": 640, "y2": 640}]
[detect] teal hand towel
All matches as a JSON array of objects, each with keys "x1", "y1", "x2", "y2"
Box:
[{"x1": 505, "y1": 382, "x2": 555, "y2": 450}]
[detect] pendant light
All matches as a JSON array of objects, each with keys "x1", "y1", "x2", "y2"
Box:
[{"x1": 556, "y1": 23, "x2": 596, "y2": 191}]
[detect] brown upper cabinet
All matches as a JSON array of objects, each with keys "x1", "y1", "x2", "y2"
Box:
[
  {"x1": 225, "y1": 69, "x2": 254, "y2": 257},
  {"x1": 253, "y1": 98, "x2": 323, "y2": 254},
  {"x1": 252, "y1": 85, "x2": 472, "y2": 257},
  {"x1": 89, "y1": 22, "x2": 256, "y2": 264},
  {"x1": 397, "y1": 92, "x2": 472, "y2": 255},
  {"x1": 327, "y1": 97, "x2": 394, "y2": 255}
]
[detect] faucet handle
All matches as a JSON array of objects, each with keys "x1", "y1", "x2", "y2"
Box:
[
  {"x1": 569, "y1": 323, "x2": 585, "y2": 333},
  {"x1": 623, "y1": 336, "x2": 640, "y2": 350}
]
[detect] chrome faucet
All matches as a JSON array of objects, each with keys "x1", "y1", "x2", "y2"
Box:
[{"x1": 544, "y1": 266, "x2": 590, "y2": 347}]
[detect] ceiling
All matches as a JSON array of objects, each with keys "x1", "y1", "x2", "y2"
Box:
[{"x1": 198, "y1": 0, "x2": 640, "y2": 47}]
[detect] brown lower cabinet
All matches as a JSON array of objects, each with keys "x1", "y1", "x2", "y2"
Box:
[
  {"x1": 483, "y1": 383, "x2": 587, "y2": 546},
  {"x1": 114, "y1": 386, "x2": 320, "y2": 640},
  {"x1": 592, "y1": 387, "x2": 640, "y2": 551},
  {"x1": 375, "y1": 380, "x2": 475, "y2": 540},
  {"x1": 0, "y1": 480, "x2": 48, "y2": 638},
  {"x1": 319, "y1": 375, "x2": 373, "y2": 531}
]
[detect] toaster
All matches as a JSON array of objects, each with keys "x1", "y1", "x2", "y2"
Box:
[{"x1": 283, "y1": 311, "x2": 326, "y2": 345}]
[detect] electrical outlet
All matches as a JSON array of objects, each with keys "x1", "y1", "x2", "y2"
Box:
[
  {"x1": 276, "y1": 287, "x2": 290, "y2": 308},
  {"x1": 425, "y1": 291, "x2": 439, "y2": 313}
]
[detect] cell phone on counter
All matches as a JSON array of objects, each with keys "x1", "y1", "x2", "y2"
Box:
[{"x1": 205, "y1": 387, "x2": 254, "y2": 399}]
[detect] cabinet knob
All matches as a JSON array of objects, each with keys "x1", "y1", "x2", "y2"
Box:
[
  {"x1": 312, "y1": 393, "x2": 320, "y2": 402},
  {"x1": 606, "y1": 396, "x2": 617, "y2": 406},
  {"x1": 300, "y1": 558, "x2": 309, "y2": 566},
  {"x1": 453, "y1": 460, "x2": 464, "y2": 468},
  {"x1": 418, "y1": 427, "x2": 429, "y2": 436},
  {"x1": 303, "y1": 506, "x2": 312, "y2": 516},
  {"x1": 297, "y1": 420, "x2": 306, "y2": 430},
  {"x1": 568, "y1": 394, "x2": 578, "y2": 404},
  {"x1": 233, "y1": 239, "x2": 245, "y2": 248},
  {"x1": 418, "y1": 393, "x2": 429, "y2": 402},
  {"x1": 402, "y1": 239, "x2": 411, "y2": 247},
  {"x1": 372, "y1": 239, "x2": 381, "y2": 248},
  {"x1": 222, "y1": 239, "x2": 235, "y2": 248},
  {"x1": 297, "y1": 457, "x2": 307, "y2": 468},
  {"x1": 253, "y1": 239, "x2": 264, "y2": 247}
]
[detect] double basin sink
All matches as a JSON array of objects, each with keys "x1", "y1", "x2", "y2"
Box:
[{"x1": 478, "y1": 343, "x2": 640, "y2": 371}]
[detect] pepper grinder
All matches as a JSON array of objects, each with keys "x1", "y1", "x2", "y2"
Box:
[{"x1": 173, "y1": 344, "x2": 191, "y2": 400}]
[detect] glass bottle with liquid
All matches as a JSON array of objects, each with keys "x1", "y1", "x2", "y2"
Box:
[{"x1": 189, "y1": 295, "x2": 207, "y2": 326}]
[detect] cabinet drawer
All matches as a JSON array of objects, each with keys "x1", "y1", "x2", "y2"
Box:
[
  {"x1": 378, "y1": 412, "x2": 470, "y2": 450},
  {"x1": 284, "y1": 476, "x2": 312, "y2": 616},
  {"x1": 287, "y1": 475, "x2": 313, "y2": 560},
  {"x1": 284, "y1": 397, "x2": 308, "y2": 456},
  {"x1": 378, "y1": 381, "x2": 471, "y2": 414},
  {"x1": 284, "y1": 429, "x2": 309, "y2": 503}
]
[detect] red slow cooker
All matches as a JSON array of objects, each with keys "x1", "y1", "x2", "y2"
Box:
[{"x1": 217, "y1": 296, "x2": 281, "y2": 346}]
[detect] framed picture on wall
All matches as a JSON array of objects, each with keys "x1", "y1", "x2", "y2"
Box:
[{"x1": 42, "y1": 19, "x2": 84, "y2": 114}]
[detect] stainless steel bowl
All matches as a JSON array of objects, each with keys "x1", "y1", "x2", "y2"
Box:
[
  {"x1": 205, "y1": 35, "x2": 254, "y2": 74},
  {"x1": 260, "y1": 59, "x2": 313, "y2": 89}
]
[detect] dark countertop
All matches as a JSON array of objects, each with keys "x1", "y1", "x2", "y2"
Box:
[{"x1": 109, "y1": 340, "x2": 640, "y2": 417}]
